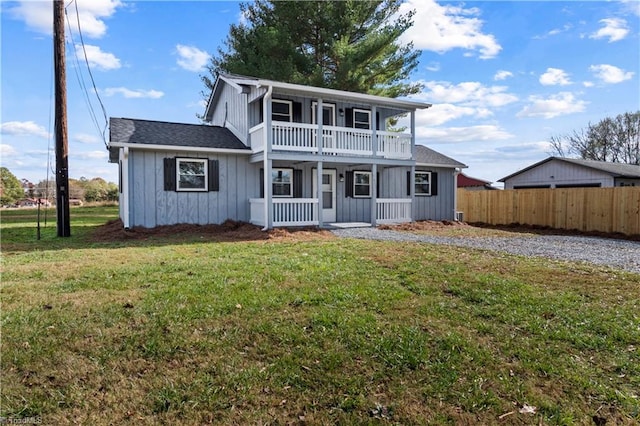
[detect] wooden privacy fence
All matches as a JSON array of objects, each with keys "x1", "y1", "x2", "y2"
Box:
[{"x1": 457, "y1": 187, "x2": 640, "y2": 236}]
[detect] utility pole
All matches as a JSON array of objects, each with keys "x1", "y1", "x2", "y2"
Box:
[{"x1": 53, "y1": 0, "x2": 71, "y2": 237}]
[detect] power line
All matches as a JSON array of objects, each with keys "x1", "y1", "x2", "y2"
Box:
[{"x1": 72, "y1": 0, "x2": 109, "y2": 145}]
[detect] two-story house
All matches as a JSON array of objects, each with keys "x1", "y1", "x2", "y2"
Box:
[{"x1": 108, "y1": 74, "x2": 466, "y2": 229}]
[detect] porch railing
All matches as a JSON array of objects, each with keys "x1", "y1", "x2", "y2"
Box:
[
  {"x1": 248, "y1": 122, "x2": 412, "y2": 159},
  {"x1": 249, "y1": 198, "x2": 319, "y2": 227},
  {"x1": 376, "y1": 198, "x2": 412, "y2": 224}
]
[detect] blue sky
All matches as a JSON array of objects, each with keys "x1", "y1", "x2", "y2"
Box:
[{"x1": 1, "y1": 0, "x2": 639, "y2": 187}]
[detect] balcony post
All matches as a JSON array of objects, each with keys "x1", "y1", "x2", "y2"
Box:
[
  {"x1": 371, "y1": 105, "x2": 377, "y2": 157},
  {"x1": 316, "y1": 98, "x2": 323, "y2": 155},
  {"x1": 263, "y1": 86, "x2": 273, "y2": 229},
  {"x1": 410, "y1": 110, "x2": 416, "y2": 222}
]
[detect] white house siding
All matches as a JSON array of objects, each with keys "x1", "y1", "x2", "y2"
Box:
[
  {"x1": 504, "y1": 160, "x2": 614, "y2": 189},
  {"x1": 210, "y1": 83, "x2": 248, "y2": 145},
  {"x1": 127, "y1": 150, "x2": 257, "y2": 228}
]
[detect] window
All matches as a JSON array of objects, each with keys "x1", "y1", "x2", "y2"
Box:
[
  {"x1": 272, "y1": 99, "x2": 292, "y2": 122},
  {"x1": 312, "y1": 102, "x2": 336, "y2": 126},
  {"x1": 415, "y1": 172, "x2": 431, "y2": 196},
  {"x1": 353, "y1": 109, "x2": 371, "y2": 129},
  {"x1": 354, "y1": 171, "x2": 371, "y2": 197},
  {"x1": 176, "y1": 158, "x2": 208, "y2": 191},
  {"x1": 272, "y1": 168, "x2": 293, "y2": 197}
]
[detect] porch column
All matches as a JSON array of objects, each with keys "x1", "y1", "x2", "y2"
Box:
[
  {"x1": 263, "y1": 86, "x2": 273, "y2": 229},
  {"x1": 371, "y1": 163, "x2": 377, "y2": 227},
  {"x1": 371, "y1": 105, "x2": 377, "y2": 157},
  {"x1": 410, "y1": 110, "x2": 416, "y2": 222},
  {"x1": 316, "y1": 161, "x2": 323, "y2": 227}
]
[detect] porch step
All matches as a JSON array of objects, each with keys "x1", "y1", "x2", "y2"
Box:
[{"x1": 327, "y1": 222, "x2": 372, "y2": 229}]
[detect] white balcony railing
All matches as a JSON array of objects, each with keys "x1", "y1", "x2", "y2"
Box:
[
  {"x1": 249, "y1": 198, "x2": 319, "y2": 227},
  {"x1": 376, "y1": 198, "x2": 412, "y2": 224},
  {"x1": 249, "y1": 122, "x2": 412, "y2": 159}
]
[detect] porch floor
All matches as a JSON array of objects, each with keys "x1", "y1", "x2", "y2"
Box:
[{"x1": 326, "y1": 222, "x2": 372, "y2": 229}]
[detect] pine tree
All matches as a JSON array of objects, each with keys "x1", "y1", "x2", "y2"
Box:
[{"x1": 203, "y1": 0, "x2": 421, "y2": 98}]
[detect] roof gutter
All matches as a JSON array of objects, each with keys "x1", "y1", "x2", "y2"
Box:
[{"x1": 108, "y1": 142, "x2": 251, "y2": 155}]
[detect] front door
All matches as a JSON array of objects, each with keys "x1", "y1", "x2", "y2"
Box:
[{"x1": 313, "y1": 169, "x2": 337, "y2": 223}]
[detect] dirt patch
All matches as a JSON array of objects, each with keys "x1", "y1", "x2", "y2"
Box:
[
  {"x1": 91, "y1": 219, "x2": 335, "y2": 243},
  {"x1": 379, "y1": 220, "x2": 471, "y2": 232}
]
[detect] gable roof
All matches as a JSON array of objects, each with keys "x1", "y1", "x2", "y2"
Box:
[
  {"x1": 108, "y1": 118, "x2": 249, "y2": 161},
  {"x1": 205, "y1": 73, "x2": 431, "y2": 121},
  {"x1": 415, "y1": 145, "x2": 467, "y2": 169},
  {"x1": 499, "y1": 156, "x2": 640, "y2": 182},
  {"x1": 457, "y1": 173, "x2": 493, "y2": 187}
]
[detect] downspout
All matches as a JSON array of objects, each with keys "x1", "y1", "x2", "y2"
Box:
[
  {"x1": 262, "y1": 85, "x2": 273, "y2": 231},
  {"x1": 453, "y1": 168, "x2": 460, "y2": 221}
]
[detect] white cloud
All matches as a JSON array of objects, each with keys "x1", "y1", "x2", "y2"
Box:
[
  {"x1": 74, "y1": 151, "x2": 108, "y2": 160},
  {"x1": 589, "y1": 64, "x2": 634, "y2": 84},
  {"x1": 425, "y1": 62, "x2": 441, "y2": 72},
  {"x1": 75, "y1": 44, "x2": 121, "y2": 71},
  {"x1": 1, "y1": 144, "x2": 18, "y2": 157},
  {"x1": 589, "y1": 18, "x2": 629, "y2": 42},
  {"x1": 103, "y1": 87, "x2": 164, "y2": 99},
  {"x1": 539, "y1": 68, "x2": 572, "y2": 86},
  {"x1": 10, "y1": 0, "x2": 122, "y2": 38},
  {"x1": 74, "y1": 133, "x2": 101, "y2": 144},
  {"x1": 416, "y1": 104, "x2": 491, "y2": 127},
  {"x1": 493, "y1": 70, "x2": 513, "y2": 81},
  {"x1": 417, "y1": 125, "x2": 513, "y2": 144},
  {"x1": 399, "y1": 0, "x2": 501, "y2": 59},
  {"x1": 416, "y1": 81, "x2": 518, "y2": 108},
  {"x1": 517, "y1": 92, "x2": 587, "y2": 119},
  {"x1": 1, "y1": 121, "x2": 50, "y2": 139},
  {"x1": 583, "y1": 81, "x2": 595, "y2": 88},
  {"x1": 175, "y1": 44, "x2": 210, "y2": 72}
]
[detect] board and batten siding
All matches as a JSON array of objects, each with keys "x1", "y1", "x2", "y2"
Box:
[
  {"x1": 210, "y1": 82, "x2": 249, "y2": 145},
  {"x1": 504, "y1": 160, "x2": 614, "y2": 189},
  {"x1": 412, "y1": 167, "x2": 457, "y2": 221},
  {"x1": 127, "y1": 150, "x2": 258, "y2": 228}
]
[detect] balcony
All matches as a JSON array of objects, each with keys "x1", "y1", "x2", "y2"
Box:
[{"x1": 249, "y1": 122, "x2": 412, "y2": 160}]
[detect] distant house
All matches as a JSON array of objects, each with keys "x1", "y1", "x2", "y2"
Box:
[
  {"x1": 108, "y1": 74, "x2": 467, "y2": 229},
  {"x1": 499, "y1": 157, "x2": 640, "y2": 189},
  {"x1": 457, "y1": 173, "x2": 496, "y2": 191}
]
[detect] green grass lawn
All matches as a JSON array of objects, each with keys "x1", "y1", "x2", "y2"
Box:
[{"x1": 1, "y1": 206, "x2": 639, "y2": 424}]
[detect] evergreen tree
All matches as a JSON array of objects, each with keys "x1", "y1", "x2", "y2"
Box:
[{"x1": 203, "y1": 0, "x2": 421, "y2": 98}]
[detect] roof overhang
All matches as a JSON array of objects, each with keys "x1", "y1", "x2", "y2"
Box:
[
  {"x1": 416, "y1": 162, "x2": 468, "y2": 169},
  {"x1": 108, "y1": 141, "x2": 251, "y2": 156}
]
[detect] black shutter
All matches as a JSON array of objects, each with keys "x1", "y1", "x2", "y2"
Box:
[
  {"x1": 293, "y1": 102, "x2": 303, "y2": 123},
  {"x1": 259, "y1": 101, "x2": 264, "y2": 123},
  {"x1": 407, "y1": 171, "x2": 411, "y2": 196},
  {"x1": 431, "y1": 172, "x2": 438, "y2": 196},
  {"x1": 345, "y1": 108, "x2": 353, "y2": 128},
  {"x1": 376, "y1": 111, "x2": 381, "y2": 130},
  {"x1": 376, "y1": 172, "x2": 380, "y2": 197},
  {"x1": 164, "y1": 158, "x2": 176, "y2": 191},
  {"x1": 208, "y1": 159, "x2": 219, "y2": 192},
  {"x1": 259, "y1": 168, "x2": 264, "y2": 198},
  {"x1": 345, "y1": 171, "x2": 354, "y2": 197},
  {"x1": 293, "y1": 169, "x2": 303, "y2": 198}
]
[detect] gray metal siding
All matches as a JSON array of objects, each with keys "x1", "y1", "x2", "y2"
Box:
[
  {"x1": 128, "y1": 150, "x2": 257, "y2": 228},
  {"x1": 211, "y1": 83, "x2": 248, "y2": 145},
  {"x1": 413, "y1": 167, "x2": 456, "y2": 221},
  {"x1": 504, "y1": 160, "x2": 614, "y2": 189}
]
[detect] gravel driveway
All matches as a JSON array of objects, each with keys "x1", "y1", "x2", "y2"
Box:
[{"x1": 331, "y1": 227, "x2": 640, "y2": 274}]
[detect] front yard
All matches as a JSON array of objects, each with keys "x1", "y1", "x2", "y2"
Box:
[{"x1": 1, "y1": 207, "x2": 638, "y2": 424}]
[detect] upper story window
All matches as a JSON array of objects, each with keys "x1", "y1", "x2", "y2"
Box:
[
  {"x1": 272, "y1": 99, "x2": 292, "y2": 122},
  {"x1": 312, "y1": 102, "x2": 336, "y2": 126},
  {"x1": 353, "y1": 109, "x2": 371, "y2": 130},
  {"x1": 176, "y1": 158, "x2": 208, "y2": 191}
]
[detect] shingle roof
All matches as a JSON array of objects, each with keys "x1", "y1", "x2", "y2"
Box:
[
  {"x1": 109, "y1": 117, "x2": 248, "y2": 150},
  {"x1": 499, "y1": 156, "x2": 640, "y2": 181},
  {"x1": 415, "y1": 145, "x2": 467, "y2": 169}
]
